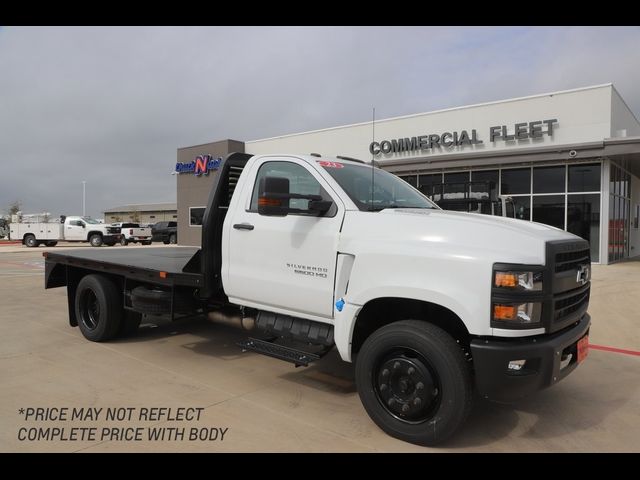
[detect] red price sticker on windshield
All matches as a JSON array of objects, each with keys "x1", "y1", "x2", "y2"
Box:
[{"x1": 318, "y1": 161, "x2": 344, "y2": 169}]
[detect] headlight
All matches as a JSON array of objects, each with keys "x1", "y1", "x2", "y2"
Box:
[
  {"x1": 493, "y1": 302, "x2": 541, "y2": 325},
  {"x1": 494, "y1": 271, "x2": 542, "y2": 291}
]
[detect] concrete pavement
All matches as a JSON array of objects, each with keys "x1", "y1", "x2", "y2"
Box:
[{"x1": 1, "y1": 243, "x2": 638, "y2": 452}]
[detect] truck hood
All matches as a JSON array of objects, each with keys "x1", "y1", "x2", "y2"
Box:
[{"x1": 340, "y1": 208, "x2": 583, "y2": 265}]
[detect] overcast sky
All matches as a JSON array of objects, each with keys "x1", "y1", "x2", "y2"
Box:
[{"x1": 1, "y1": 26, "x2": 639, "y2": 219}]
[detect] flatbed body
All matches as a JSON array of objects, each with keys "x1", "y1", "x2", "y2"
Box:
[{"x1": 45, "y1": 247, "x2": 203, "y2": 288}]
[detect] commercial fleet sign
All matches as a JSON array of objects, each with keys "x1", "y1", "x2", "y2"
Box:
[
  {"x1": 175, "y1": 154, "x2": 222, "y2": 176},
  {"x1": 369, "y1": 119, "x2": 558, "y2": 156}
]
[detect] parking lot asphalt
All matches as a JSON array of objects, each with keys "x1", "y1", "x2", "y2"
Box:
[{"x1": 1, "y1": 242, "x2": 639, "y2": 452}]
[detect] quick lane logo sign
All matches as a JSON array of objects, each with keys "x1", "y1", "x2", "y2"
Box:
[
  {"x1": 175, "y1": 154, "x2": 222, "y2": 176},
  {"x1": 369, "y1": 119, "x2": 558, "y2": 156}
]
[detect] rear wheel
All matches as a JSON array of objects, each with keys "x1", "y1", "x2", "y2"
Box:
[
  {"x1": 120, "y1": 236, "x2": 128, "y2": 246},
  {"x1": 89, "y1": 234, "x2": 103, "y2": 247},
  {"x1": 169, "y1": 234, "x2": 177, "y2": 244},
  {"x1": 355, "y1": 320, "x2": 473, "y2": 446},
  {"x1": 25, "y1": 235, "x2": 37, "y2": 247},
  {"x1": 75, "y1": 274, "x2": 122, "y2": 342}
]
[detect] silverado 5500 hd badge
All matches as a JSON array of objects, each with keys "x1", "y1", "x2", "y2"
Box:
[{"x1": 286, "y1": 263, "x2": 328, "y2": 278}]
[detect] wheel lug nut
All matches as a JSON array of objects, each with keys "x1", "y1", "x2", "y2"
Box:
[
  {"x1": 414, "y1": 398, "x2": 421, "y2": 406},
  {"x1": 432, "y1": 388, "x2": 439, "y2": 396},
  {"x1": 407, "y1": 367, "x2": 415, "y2": 375},
  {"x1": 381, "y1": 369, "x2": 390, "y2": 377},
  {"x1": 416, "y1": 382, "x2": 424, "y2": 390},
  {"x1": 380, "y1": 383, "x2": 388, "y2": 391},
  {"x1": 402, "y1": 404, "x2": 410, "y2": 413},
  {"x1": 393, "y1": 361, "x2": 401, "y2": 370}
]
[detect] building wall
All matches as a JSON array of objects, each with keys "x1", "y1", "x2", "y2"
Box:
[
  {"x1": 176, "y1": 140, "x2": 245, "y2": 246},
  {"x1": 611, "y1": 87, "x2": 640, "y2": 138},
  {"x1": 105, "y1": 210, "x2": 177, "y2": 224},
  {"x1": 246, "y1": 85, "x2": 616, "y2": 162}
]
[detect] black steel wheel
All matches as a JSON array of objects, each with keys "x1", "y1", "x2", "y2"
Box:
[
  {"x1": 25, "y1": 235, "x2": 37, "y2": 247},
  {"x1": 355, "y1": 320, "x2": 473, "y2": 446},
  {"x1": 75, "y1": 274, "x2": 122, "y2": 342}
]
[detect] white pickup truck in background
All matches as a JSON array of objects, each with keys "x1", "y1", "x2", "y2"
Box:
[
  {"x1": 110, "y1": 222, "x2": 152, "y2": 246},
  {"x1": 11, "y1": 215, "x2": 121, "y2": 247}
]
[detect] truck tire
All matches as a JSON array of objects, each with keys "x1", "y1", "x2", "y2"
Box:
[
  {"x1": 169, "y1": 234, "x2": 177, "y2": 244},
  {"x1": 75, "y1": 274, "x2": 122, "y2": 342},
  {"x1": 118, "y1": 311, "x2": 142, "y2": 337},
  {"x1": 25, "y1": 235, "x2": 37, "y2": 247},
  {"x1": 89, "y1": 234, "x2": 103, "y2": 247},
  {"x1": 45, "y1": 241, "x2": 58, "y2": 247},
  {"x1": 131, "y1": 286, "x2": 194, "y2": 314},
  {"x1": 355, "y1": 320, "x2": 473, "y2": 446},
  {"x1": 120, "y1": 236, "x2": 128, "y2": 246}
]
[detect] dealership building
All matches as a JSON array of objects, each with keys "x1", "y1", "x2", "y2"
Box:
[{"x1": 175, "y1": 84, "x2": 640, "y2": 264}]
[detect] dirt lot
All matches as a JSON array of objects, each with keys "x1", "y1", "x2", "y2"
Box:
[{"x1": 1, "y1": 242, "x2": 638, "y2": 452}]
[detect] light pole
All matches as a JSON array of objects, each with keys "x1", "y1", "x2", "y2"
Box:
[{"x1": 82, "y1": 181, "x2": 86, "y2": 217}]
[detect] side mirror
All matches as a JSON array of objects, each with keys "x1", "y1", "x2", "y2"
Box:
[
  {"x1": 257, "y1": 176, "x2": 333, "y2": 217},
  {"x1": 258, "y1": 176, "x2": 291, "y2": 216}
]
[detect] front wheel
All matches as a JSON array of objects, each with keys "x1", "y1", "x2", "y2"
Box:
[
  {"x1": 355, "y1": 320, "x2": 473, "y2": 446},
  {"x1": 89, "y1": 234, "x2": 103, "y2": 247}
]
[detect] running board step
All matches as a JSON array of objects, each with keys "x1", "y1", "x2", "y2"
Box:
[{"x1": 237, "y1": 337, "x2": 326, "y2": 367}]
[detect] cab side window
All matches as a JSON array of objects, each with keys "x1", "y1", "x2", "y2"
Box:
[
  {"x1": 249, "y1": 161, "x2": 334, "y2": 215},
  {"x1": 70, "y1": 220, "x2": 84, "y2": 227}
]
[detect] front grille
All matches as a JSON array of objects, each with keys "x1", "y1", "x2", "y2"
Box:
[
  {"x1": 107, "y1": 227, "x2": 120, "y2": 234},
  {"x1": 555, "y1": 248, "x2": 590, "y2": 273},
  {"x1": 554, "y1": 286, "x2": 590, "y2": 321}
]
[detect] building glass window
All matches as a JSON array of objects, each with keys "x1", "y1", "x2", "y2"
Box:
[
  {"x1": 501, "y1": 168, "x2": 531, "y2": 194},
  {"x1": 567, "y1": 194, "x2": 601, "y2": 263},
  {"x1": 512, "y1": 196, "x2": 531, "y2": 221},
  {"x1": 533, "y1": 195, "x2": 565, "y2": 230},
  {"x1": 189, "y1": 207, "x2": 206, "y2": 226},
  {"x1": 568, "y1": 163, "x2": 601, "y2": 192},
  {"x1": 533, "y1": 166, "x2": 565, "y2": 193},
  {"x1": 470, "y1": 170, "x2": 498, "y2": 199},
  {"x1": 443, "y1": 172, "x2": 469, "y2": 196},
  {"x1": 418, "y1": 173, "x2": 443, "y2": 198},
  {"x1": 608, "y1": 162, "x2": 631, "y2": 263},
  {"x1": 399, "y1": 175, "x2": 418, "y2": 187}
]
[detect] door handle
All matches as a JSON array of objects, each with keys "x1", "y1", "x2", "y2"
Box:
[{"x1": 233, "y1": 223, "x2": 254, "y2": 231}]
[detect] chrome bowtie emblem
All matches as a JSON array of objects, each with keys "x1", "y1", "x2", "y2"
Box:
[{"x1": 576, "y1": 265, "x2": 590, "y2": 285}]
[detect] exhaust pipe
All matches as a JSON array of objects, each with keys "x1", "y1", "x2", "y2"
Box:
[{"x1": 207, "y1": 307, "x2": 255, "y2": 331}]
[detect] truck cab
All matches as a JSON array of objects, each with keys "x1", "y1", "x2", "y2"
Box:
[{"x1": 44, "y1": 153, "x2": 591, "y2": 446}]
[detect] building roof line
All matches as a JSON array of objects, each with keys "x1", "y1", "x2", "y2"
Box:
[{"x1": 246, "y1": 84, "x2": 615, "y2": 144}]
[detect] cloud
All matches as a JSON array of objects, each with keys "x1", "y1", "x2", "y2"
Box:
[{"x1": 1, "y1": 26, "x2": 638, "y2": 217}]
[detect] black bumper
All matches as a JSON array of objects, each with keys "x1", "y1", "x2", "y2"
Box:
[
  {"x1": 470, "y1": 313, "x2": 590, "y2": 402},
  {"x1": 103, "y1": 234, "x2": 121, "y2": 243}
]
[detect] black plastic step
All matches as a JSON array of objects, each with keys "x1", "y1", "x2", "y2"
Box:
[{"x1": 237, "y1": 337, "x2": 323, "y2": 367}]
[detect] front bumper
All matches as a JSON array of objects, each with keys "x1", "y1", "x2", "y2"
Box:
[{"x1": 470, "y1": 313, "x2": 590, "y2": 402}]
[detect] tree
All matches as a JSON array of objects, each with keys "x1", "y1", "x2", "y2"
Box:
[{"x1": 8, "y1": 200, "x2": 21, "y2": 216}]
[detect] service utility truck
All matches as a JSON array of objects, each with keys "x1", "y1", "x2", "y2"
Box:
[
  {"x1": 12, "y1": 215, "x2": 122, "y2": 247},
  {"x1": 43, "y1": 153, "x2": 591, "y2": 445}
]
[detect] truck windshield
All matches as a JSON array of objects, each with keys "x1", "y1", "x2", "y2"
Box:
[
  {"x1": 319, "y1": 162, "x2": 437, "y2": 211},
  {"x1": 82, "y1": 217, "x2": 101, "y2": 224}
]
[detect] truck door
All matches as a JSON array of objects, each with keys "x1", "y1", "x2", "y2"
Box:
[
  {"x1": 65, "y1": 219, "x2": 86, "y2": 241},
  {"x1": 226, "y1": 159, "x2": 344, "y2": 319}
]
